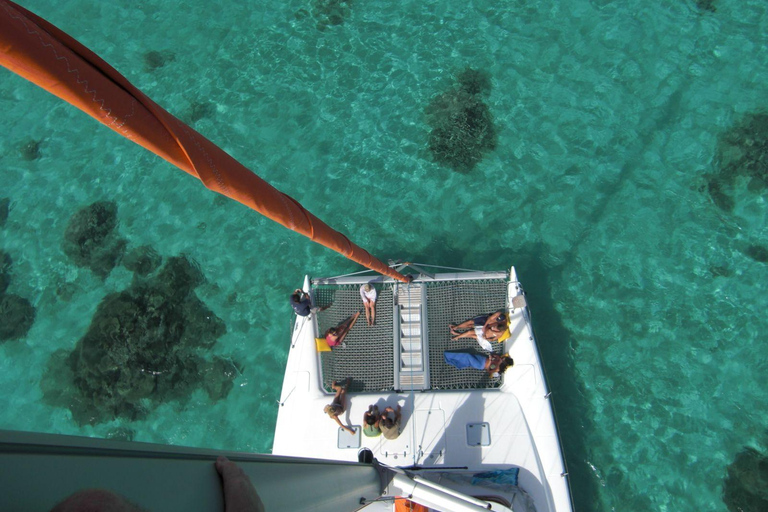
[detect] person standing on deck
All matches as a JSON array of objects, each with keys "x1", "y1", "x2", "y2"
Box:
[{"x1": 360, "y1": 283, "x2": 377, "y2": 326}]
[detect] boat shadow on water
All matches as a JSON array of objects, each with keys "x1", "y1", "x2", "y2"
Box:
[
  {"x1": 381, "y1": 235, "x2": 642, "y2": 511},
  {"x1": 516, "y1": 250, "x2": 655, "y2": 512}
]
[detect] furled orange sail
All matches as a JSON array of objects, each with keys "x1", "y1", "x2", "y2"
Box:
[{"x1": 0, "y1": 0, "x2": 408, "y2": 282}]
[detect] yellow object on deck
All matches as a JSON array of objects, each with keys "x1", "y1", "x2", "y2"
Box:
[{"x1": 315, "y1": 337, "x2": 332, "y2": 352}]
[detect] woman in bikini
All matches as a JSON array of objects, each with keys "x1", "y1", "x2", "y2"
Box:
[
  {"x1": 323, "y1": 378, "x2": 355, "y2": 434},
  {"x1": 324, "y1": 311, "x2": 361, "y2": 347},
  {"x1": 449, "y1": 311, "x2": 508, "y2": 351}
]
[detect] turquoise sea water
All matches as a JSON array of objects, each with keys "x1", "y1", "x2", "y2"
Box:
[{"x1": 1, "y1": 0, "x2": 767, "y2": 510}]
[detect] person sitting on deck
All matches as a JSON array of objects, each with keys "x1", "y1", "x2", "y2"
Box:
[
  {"x1": 380, "y1": 405, "x2": 402, "y2": 440},
  {"x1": 444, "y1": 351, "x2": 514, "y2": 379},
  {"x1": 324, "y1": 311, "x2": 361, "y2": 347},
  {"x1": 360, "y1": 284, "x2": 377, "y2": 326},
  {"x1": 449, "y1": 311, "x2": 509, "y2": 352},
  {"x1": 362, "y1": 404, "x2": 382, "y2": 437},
  {"x1": 324, "y1": 379, "x2": 355, "y2": 435},
  {"x1": 290, "y1": 289, "x2": 312, "y2": 317}
]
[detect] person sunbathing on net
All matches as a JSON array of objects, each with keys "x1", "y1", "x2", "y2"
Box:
[
  {"x1": 324, "y1": 311, "x2": 360, "y2": 347},
  {"x1": 449, "y1": 311, "x2": 508, "y2": 351},
  {"x1": 444, "y1": 351, "x2": 515, "y2": 379}
]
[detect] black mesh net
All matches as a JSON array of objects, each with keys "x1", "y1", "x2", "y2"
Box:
[{"x1": 314, "y1": 276, "x2": 508, "y2": 393}]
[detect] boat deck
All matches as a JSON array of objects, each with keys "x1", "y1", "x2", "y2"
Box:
[
  {"x1": 314, "y1": 278, "x2": 508, "y2": 393},
  {"x1": 274, "y1": 267, "x2": 574, "y2": 512}
]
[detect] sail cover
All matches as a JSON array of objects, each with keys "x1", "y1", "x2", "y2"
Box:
[{"x1": 0, "y1": 0, "x2": 407, "y2": 282}]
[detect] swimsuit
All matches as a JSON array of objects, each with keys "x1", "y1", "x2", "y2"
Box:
[
  {"x1": 360, "y1": 286, "x2": 377, "y2": 303},
  {"x1": 474, "y1": 325, "x2": 493, "y2": 352},
  {"x1": 326, "y1": 333, "x2": 341, "y2": 347}
]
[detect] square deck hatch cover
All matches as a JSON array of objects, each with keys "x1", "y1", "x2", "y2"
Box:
[
  {"x1": 467, "y1": 422, "x2": 491, "y2": 446},
  {"x1": 338, "y1": 426, "x2": 361, "y2": 449}
]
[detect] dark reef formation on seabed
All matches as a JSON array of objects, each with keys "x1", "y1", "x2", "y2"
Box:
[
  {"x1": 425, "y1": 68, "x2": 498, "y2": 173},
  {"x1": 0, "y1": 249, "x2": 36, "y2": 342},
  {"x1": 723, "y1": 444, "x2": 768, "y2": 512},
  {"x1": 707, "y1": 112, "x2": 768, "y2": 213},
  {"x1": 41, "y1": 254, "x2": 240, "y2": 425},
  {"x1": 62, "y1": 201, "x2": 127, "y2": 280}
]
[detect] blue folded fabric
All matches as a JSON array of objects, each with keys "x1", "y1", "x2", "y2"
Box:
[
  {"x1": 472, "y1": 467, "x2": 519, "y2": 486},
  {"x1": 444, "y1": 351, "x2": 486, "y2": 371}
]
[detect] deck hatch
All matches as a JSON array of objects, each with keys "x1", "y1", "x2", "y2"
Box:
[{"x1": 466, "y1": 422, "x2": 491, "y2": 446}]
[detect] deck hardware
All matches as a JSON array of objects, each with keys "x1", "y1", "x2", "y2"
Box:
[
  {"x1": 467, "y1": 422, "x2": 491, "y2": 446},
  {"x1": 545, "y1": 392, "x2": 552, "y2": 399},
  {"x1": 561, "y1": 472, "x2": 569, "y2": 477}
]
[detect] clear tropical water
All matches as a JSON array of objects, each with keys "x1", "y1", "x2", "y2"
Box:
[{"x1": 1, "y1": 0, "x2": 767, "y2": 510}]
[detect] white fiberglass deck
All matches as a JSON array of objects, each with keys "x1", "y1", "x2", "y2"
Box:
[{"x1": 273, "y1": 267, "x2": 573, "y2": 512}]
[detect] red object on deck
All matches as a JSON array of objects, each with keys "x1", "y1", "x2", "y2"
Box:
[
  {"x1": 394, "y1": 498, "x2": 430, "y2": 512},
  {"x1": 0, "y1": 0, "x2": 407, "y2": 282}
]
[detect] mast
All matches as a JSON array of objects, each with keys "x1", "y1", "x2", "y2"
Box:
[{"x1": 0, "y1": 0, "x2": 408, "y2": 282}]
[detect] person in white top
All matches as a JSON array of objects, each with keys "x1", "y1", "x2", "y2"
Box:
[{"x1": 360, "y1": 283, "x2": 377, "y2": 326}]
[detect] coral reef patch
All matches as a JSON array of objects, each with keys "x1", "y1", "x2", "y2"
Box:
[
  {"x1": 743, "y1": 244, "x2": 768, "y2": 264},
  {"x1": 0, "y1": 294, "x2": 36, "y2": 341},
  {"x1": 0, "y1": 197, "x2": 9, "y2": 228},
  {"x1": 185, "y1": 101, "x2": 216, "y2": 124},
  {"x1": 19, "y1": 139, "x2": 42, "y2": 161},
  {"x1": 707, "y1": 112, "x2": 768, "y2": 212},
  {"x1": 722, "y1": 445, "x2": 768, "y2": 512},
  {"x1": 695, "y1": 0, "x2": 716, "y2": 13},
  {"x1": 425, "y1": 68, "x2": 497, "y2": 173},
  {"x1": 41, "y1": 255, "x2": 236, "y2": 425},
  {"x1": 123, "y1": 245, "x2": 162, "y2": 276},
  {"x1": 310, "y1": 0, "x2": 352, "y2": 31},
  {"x1": 0, "y1": 250, "x2": 10, "y2": 294},
  {"x1": 0, "y1": 250, "x2": 36, "y2": 342},
  {"x1": 143, "y1": 50, "x2": 175, "y2": 72},
  {"x1": 62, "y1": 201, "x2": 127, "y2": 279}
]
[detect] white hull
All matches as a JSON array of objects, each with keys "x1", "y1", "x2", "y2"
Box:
[{"x1": 273, "y1": 266, "x2": 573, "y2": 512}]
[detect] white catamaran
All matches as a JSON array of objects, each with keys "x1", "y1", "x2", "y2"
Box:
[
  {"x1": 0, "y1": 2, "x2": 573, "y2": 510},
  {"x1": 273, "y1": 263, "x2": 573, "y2": 512}
]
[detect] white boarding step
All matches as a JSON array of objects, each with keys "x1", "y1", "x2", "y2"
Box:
[
  {"x1": 400, "y1": 336, "x2": 422, "y2": 352},
  {"x1": 401, "y1": 322, "x2": 422, "y2": 337},
  {"x1": 400, "y1": 351, "x2": 422, "y2": 369},
  {"x1": 400, "y1": 307, "x2": 421, "y2": 323},
  {"x1": 399, "y1": 374, "x2": 426, "y2": 387}
]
